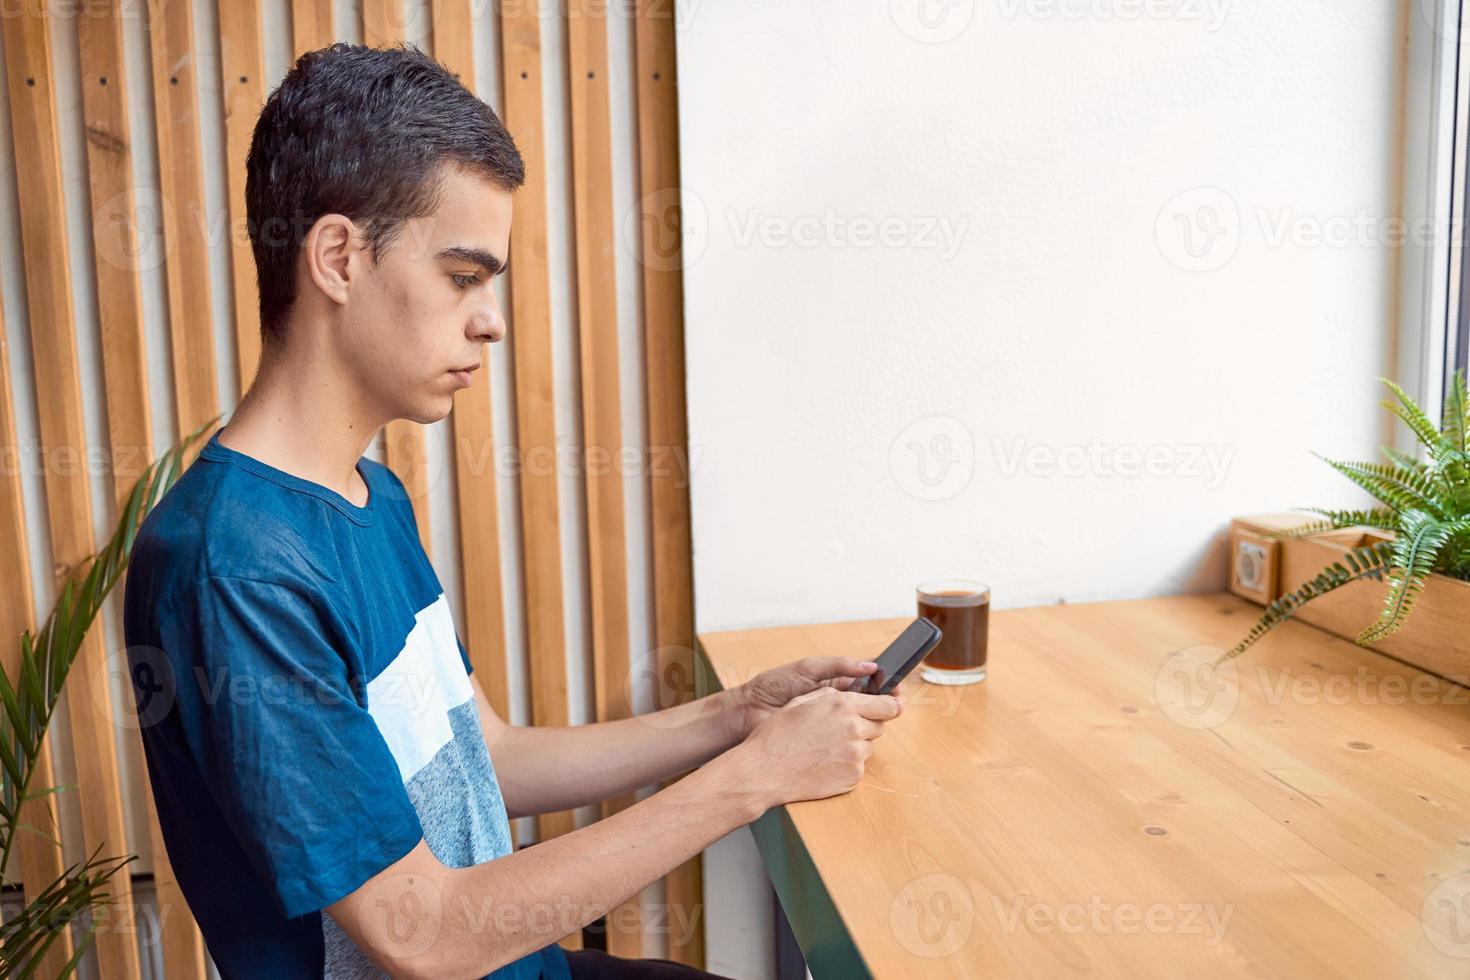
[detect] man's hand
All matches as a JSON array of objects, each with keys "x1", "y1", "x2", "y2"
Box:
[
  {"x1": 729, "y1": 656, "x2": 883, "y2": 740},
  {"x1": 731, "y1": 686, "x2": 904, "y2": 807}
]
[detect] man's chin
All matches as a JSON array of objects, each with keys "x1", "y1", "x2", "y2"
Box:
[{"x1": 396, "y1": 398, "x2": 454, "y2": 426}]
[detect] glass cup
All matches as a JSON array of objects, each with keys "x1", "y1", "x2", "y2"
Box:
[{"x1": 916, "y1": 580, "x2": 991, "y2": 685}]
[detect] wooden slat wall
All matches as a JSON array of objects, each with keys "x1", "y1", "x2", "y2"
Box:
[
  {"x1": 634, "y1": 2, "x2": 705, "y2": 966},
  {"x1": 0, "y1": 322, "x2": 72, "y2": 979},
  {"x1": 76, "y1": 4, "x2": 209, "y2": 977},
  {"x1": 293, "y1": 0, "x2": 333, "y2": 61},
  {"x1": 218, "y1": 1, "x2": 267, "y2": 394},
  {"x1": 495, "y1": 3, "x2": 586, "y2": 956},
  {"x1": 0, "y1": 2, "x2": 706, "y2": 972},
  {"x1": 148, "y1": 0, "x2": 218, "y2": 441},
  {"x1": 497, "y1": 0, "x2": 576, "y2": 852},
  {"x1": 565, "y1": 0, "x2": 640, "y2": 958},
  {"x1": 145, "y1": 0, "x2": 223, "y2": 960},
  {"x1": 0, "y1": 5, "x2": 141, "y2": 977},
  {"x1": 431, "y1": 0, "x2": 516, "y2": 831}
]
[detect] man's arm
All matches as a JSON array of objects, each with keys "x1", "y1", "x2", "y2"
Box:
[
  {"x1": 329, "y1": 685, "x2": 902, "y2": 979},
  {"x1": 469, "y1": 655, "x2": 879, "y2": 819}
]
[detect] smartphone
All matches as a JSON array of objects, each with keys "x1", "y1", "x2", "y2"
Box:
[{"x1": 850, "y1": 617, "x2": 943, "y2": 696}]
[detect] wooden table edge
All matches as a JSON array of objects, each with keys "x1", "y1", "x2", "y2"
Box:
[{"x1": 694, "y1": 639, "x2": 873, "y2": 979}]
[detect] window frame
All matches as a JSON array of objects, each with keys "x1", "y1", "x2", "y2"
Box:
[{"x1": 1400, "y1": 0, "x2": 1464, "y2": 435}]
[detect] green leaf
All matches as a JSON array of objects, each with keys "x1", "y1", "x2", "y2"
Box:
[
  {"x1": 1222, "y1": 541, "x2": 1396, "y2": 660},
  {"x1": 1443, "y1": 369, "x2": 1469, "y2": 454},
  {"x1": 1357, "y1": 512, "x2": 1467, "y2": 643},
  {"x1": 1383, "y1": 377, "x2": 1451, "y2": 458},
  {"x1": 1315, "y1": 455, "x2": 1444, "y2": 517}
]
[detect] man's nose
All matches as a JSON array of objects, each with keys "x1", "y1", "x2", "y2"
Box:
[{"x1": 472, "y1": 306, "x2": 506, "y2": 343}]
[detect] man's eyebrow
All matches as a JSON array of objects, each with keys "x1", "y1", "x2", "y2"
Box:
[{"x1": 436, "y1": 245, "x2": 508, "y2": 277}]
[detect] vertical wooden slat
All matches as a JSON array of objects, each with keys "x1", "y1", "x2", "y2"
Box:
[
  {"x1": 0, "y1": 6, "x2": 142, "y2": 977},
  {"x1": 565, "y1": 0, "x2": 640, "y2": 958},
  {"x1": 633, "y1": 1, "x2": 705, "y2": 966},
  {"x1": 292, "y1": 0, "x2": 334, "y2": 60},
  {"x1": 0, "y1": 334, "x2": 73, "y2": 980},
  {"x1": 78, "y1": 3, "x2": 149, "y2": 508},
  {"x1": 361, "y1": 0, "x2": 433, "y2": 553},
  {"x1": 81, "y1": 5, "x2": 213, "y2": 975},
  {"x1": 148, "y1": 0, "x2": 219, "y2": 439},
  {"x1": 499, "y1": 0, "x2": 576, "y2": 848},
  {"x1": 361, "y1": 0, "x2": 408, "y2": 49},
  {"x1": 218, "y1": 0, "x2": 267, "y2": 395},
  {"x1": 77, "y1": 4, "x2": 208, "y2": 976},
  {"x1": 431, "y1": 0, "x2": 515, "y2": 839}
]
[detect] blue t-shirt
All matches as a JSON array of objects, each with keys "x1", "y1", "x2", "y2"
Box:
[{"x1": 122, "y1": 429, "x2": 572, "y2": 980}]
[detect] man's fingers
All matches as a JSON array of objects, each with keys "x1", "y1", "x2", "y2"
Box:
[
  {"x1": 847, "y1": 692, "x2": 903, "y2": 721},
  {"x1": 856, "y1": 718, "x2": 885, "y2": 740},
  {"x1": 800, "y1": 655, "x2": 878, "y2": 680},
  {"x1": 788, "y1": 686, "x2": 835, "y2": 707}
]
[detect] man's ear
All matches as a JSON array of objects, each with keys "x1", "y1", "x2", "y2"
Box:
[{"x1": 302, "y1": 213, "x2": 360, "y2": 310}]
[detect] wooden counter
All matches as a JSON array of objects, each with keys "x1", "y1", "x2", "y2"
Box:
[{"x1": 695, "y1": 593, "x2": 1470, "y2": 978}]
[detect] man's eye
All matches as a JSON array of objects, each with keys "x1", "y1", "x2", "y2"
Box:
[{"x1": 452, "y1": 273, "x2": 481, "y2": 289}]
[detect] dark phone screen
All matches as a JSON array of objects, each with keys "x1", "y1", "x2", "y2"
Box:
[{"x1": 851, "y1": 617, "x2": 942, "y2": 695}]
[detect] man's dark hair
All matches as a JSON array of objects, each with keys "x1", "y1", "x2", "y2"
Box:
[{"x1": 245, "y1": 43, "x2": 525, "y2": 345}]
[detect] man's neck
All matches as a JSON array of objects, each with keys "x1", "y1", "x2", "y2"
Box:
[{"x1": 217, "y1": 344, "x2": 384, "y2": 506}]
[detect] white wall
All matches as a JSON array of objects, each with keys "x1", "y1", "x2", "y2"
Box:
[{"x1": 676, "y1": 2, "x2": 1410, "y2": 975}]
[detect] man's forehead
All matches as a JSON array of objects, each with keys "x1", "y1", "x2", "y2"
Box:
[{"x1": 416, "y1": 168, "x2": 512, "y2": 257}]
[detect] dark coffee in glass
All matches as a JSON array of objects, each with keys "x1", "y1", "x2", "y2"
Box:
[{"x1": 916, "y1": 581, "x2": 990, "y2": 685}]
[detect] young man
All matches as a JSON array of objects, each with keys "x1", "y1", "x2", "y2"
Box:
[{"x1": 121, "y1": 43, "x2": 902, "y2": 980}]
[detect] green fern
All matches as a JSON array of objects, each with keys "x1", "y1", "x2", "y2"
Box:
[
  {"x1": 1224, "y1": 372, "x2": 1470, "y2": 660},
  {"x1": 0, "y1": 419, "x2": 215, "y2": 977}
]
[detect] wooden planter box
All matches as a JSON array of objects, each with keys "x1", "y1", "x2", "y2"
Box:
[{"x1": 1229, "y1": 514, "x2": 1470, "y2": 683}]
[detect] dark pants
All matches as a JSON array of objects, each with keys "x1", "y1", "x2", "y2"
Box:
[{"x1": 564, "y1": 948, "x2": 733, "y2": 979}]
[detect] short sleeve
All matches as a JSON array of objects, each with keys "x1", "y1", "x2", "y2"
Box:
[
  {"x1": 173, "y1": 575, "x2": 425, "y2": 919},
  {"x1": 456, "y1": 634, "x2": 474, "y2": 677}
]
